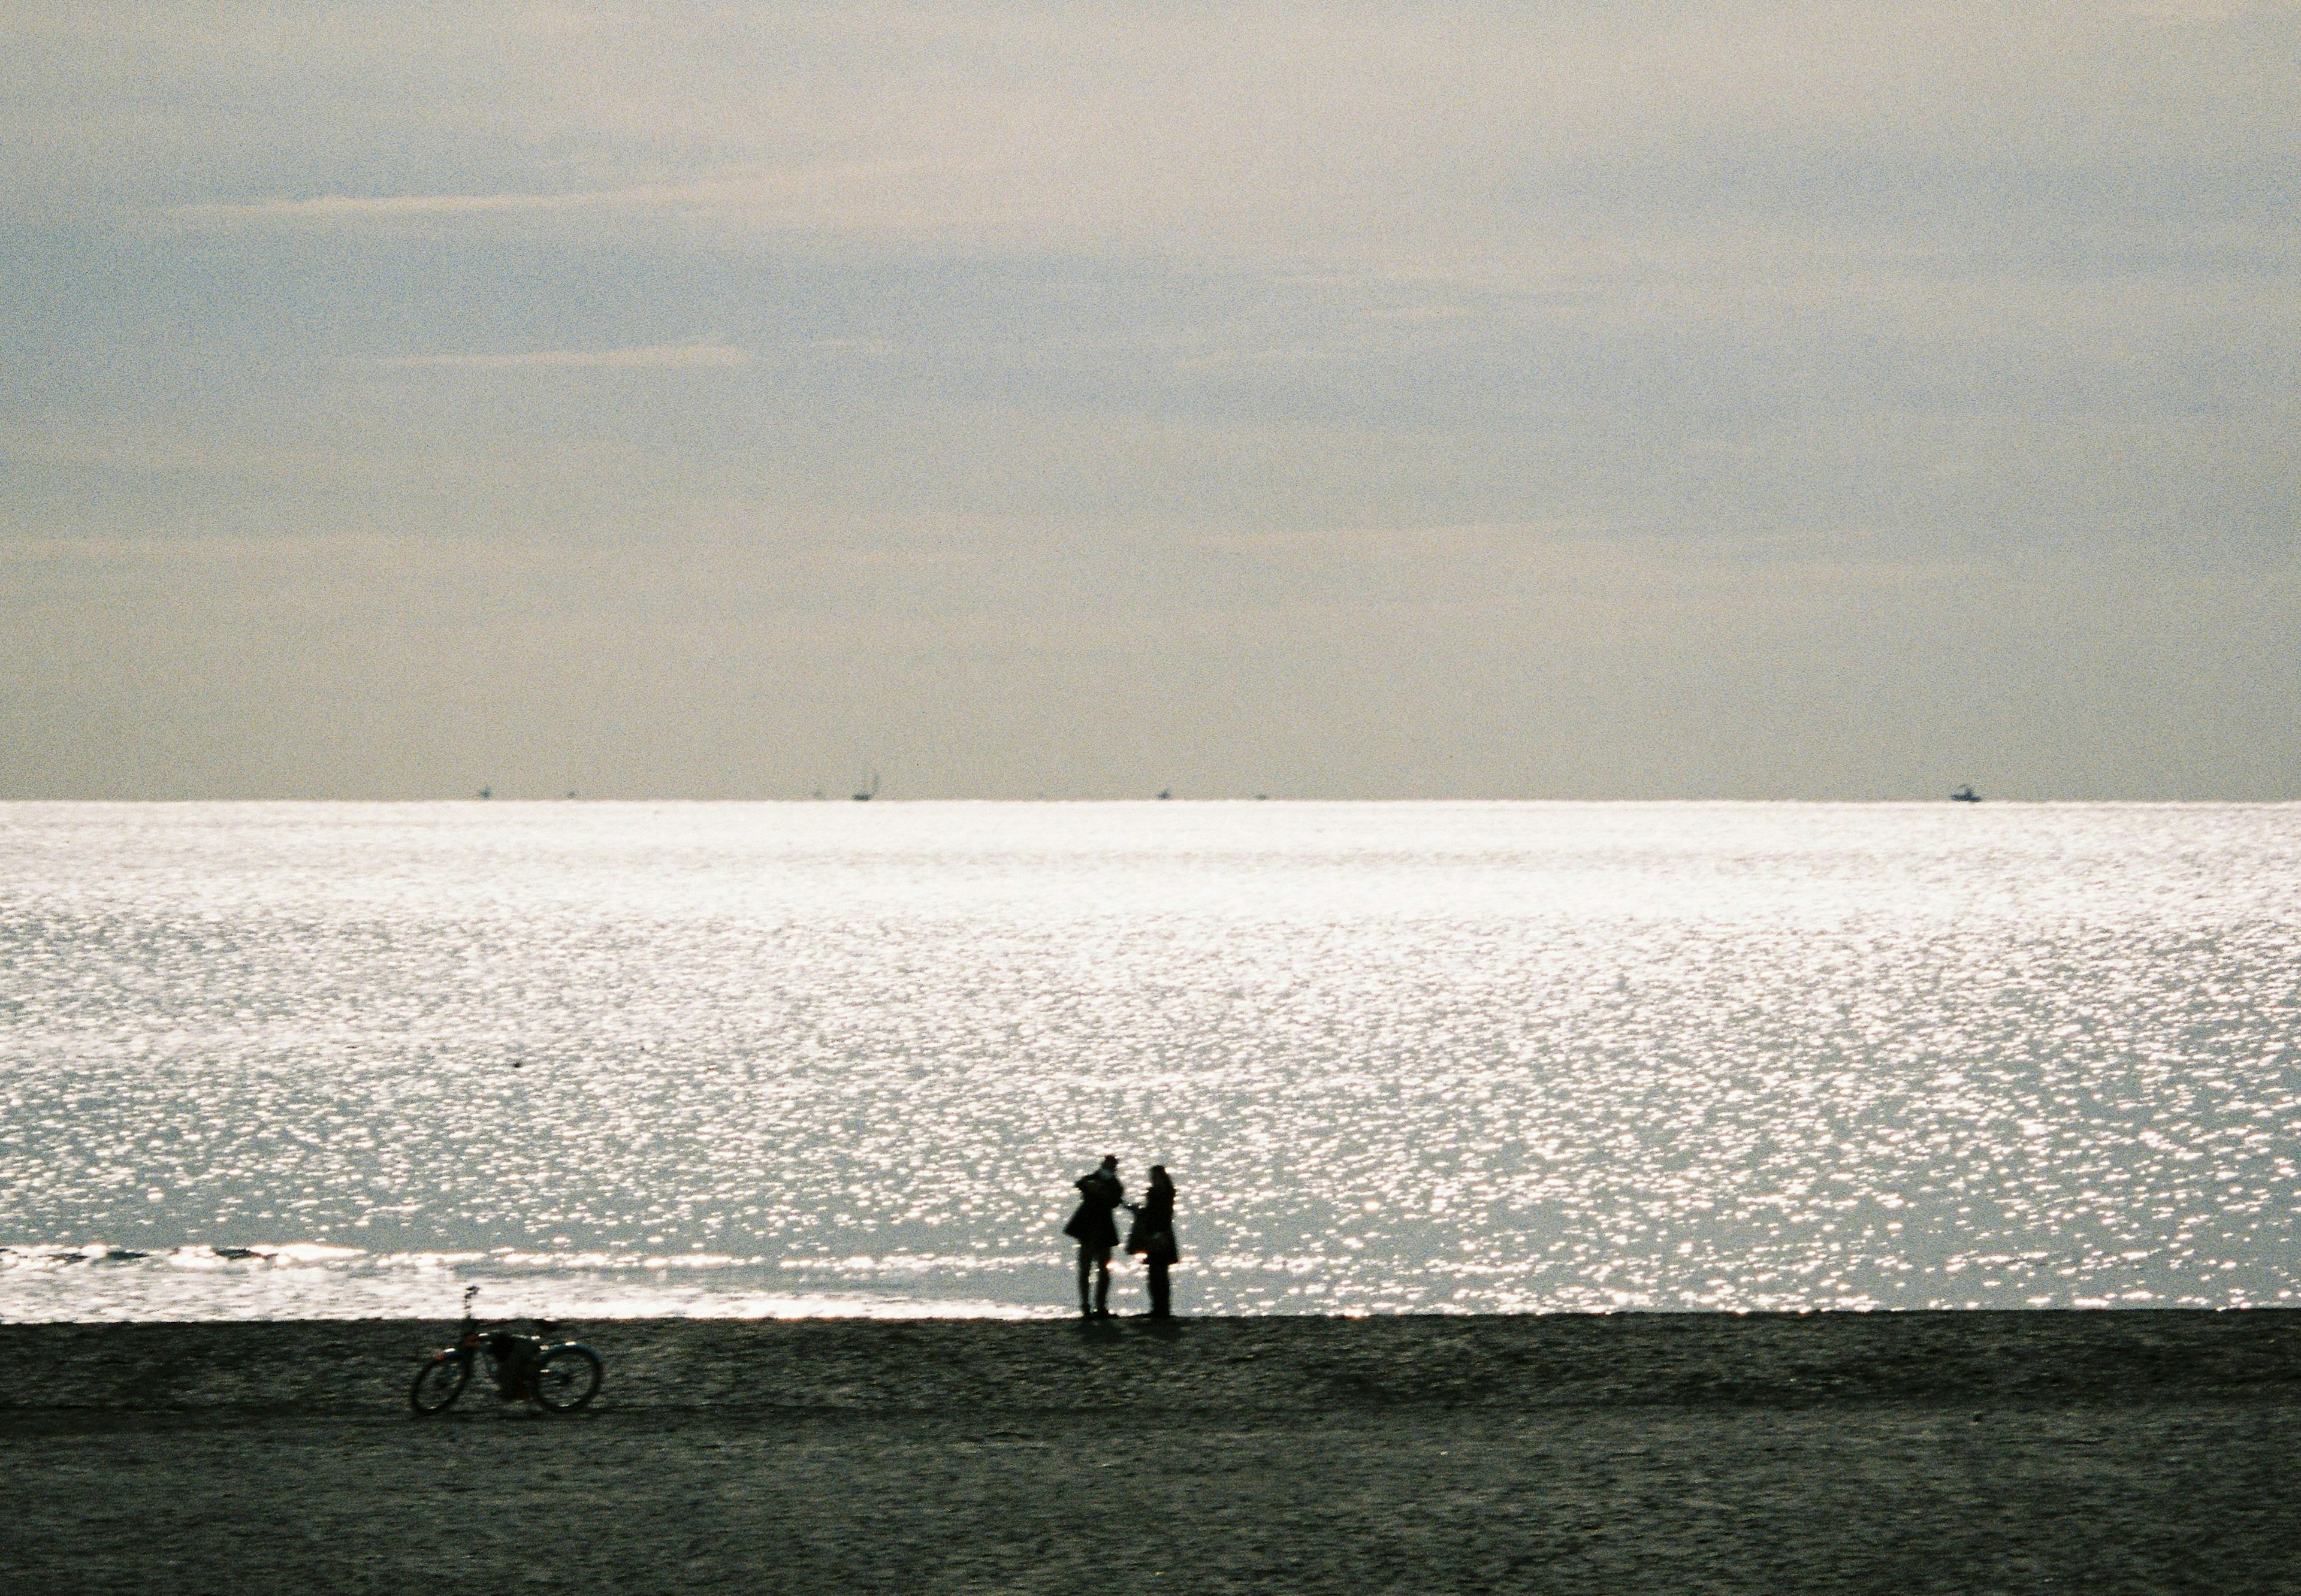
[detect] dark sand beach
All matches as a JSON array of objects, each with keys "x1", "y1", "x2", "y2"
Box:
[{"x1": 8, "y1": 1311, "x2": 2301, "y2": 1594}]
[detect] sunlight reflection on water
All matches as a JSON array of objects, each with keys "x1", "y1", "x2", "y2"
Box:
[{"x1": 3, "y1": 800, "x2": 2296, "y2": 1320}]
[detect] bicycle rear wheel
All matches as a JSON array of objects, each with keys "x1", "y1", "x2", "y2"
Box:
[
  {"x1": 530, "y1": 1344, "x2": 602, "y2": 1413},
  {"x1": 410, "y1": 1354, "x2": 470, "y2": 1414}
]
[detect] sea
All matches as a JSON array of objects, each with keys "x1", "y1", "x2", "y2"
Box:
[{"x1": 2, "y1": 800, "x2": 2296, "y2": 1322}]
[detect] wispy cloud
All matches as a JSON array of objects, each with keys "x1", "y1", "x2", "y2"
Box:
[
  {"x1": 168, "y1": 188, "x2": 669, "y2": 223},
  {"x1": 373, "y1": 344, "x2": 750, "y2": 371}
]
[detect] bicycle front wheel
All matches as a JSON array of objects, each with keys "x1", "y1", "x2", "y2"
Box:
[
  {"x1": 530, "y1": 1344, "x2": 602, "y2": 1413},
  {"x1": 410, "y1": 1354, "x2": 470, "y2": 1414}
]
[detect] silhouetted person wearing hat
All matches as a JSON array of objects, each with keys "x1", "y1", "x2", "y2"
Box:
[
  {"x1": 1064, "y1": 1155, "x2": 1124, "y2": 1317},
  {"x1": 1125, "y1": 1165, "x2": 1180, "y2": 1319}
]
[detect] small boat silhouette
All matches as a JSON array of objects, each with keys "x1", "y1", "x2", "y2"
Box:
[
  {"x1": 1950, "y1": 785, "x2": 1981, "y2": 803},
  {"x1": 853, "y1": 769, "x2": 880, "y2": 802}
]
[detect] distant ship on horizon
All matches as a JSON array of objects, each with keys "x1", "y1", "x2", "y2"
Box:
[
  {"x1": 1951, "y1": 785, "x2": 1982, "y2": 803},
  {"x1": 853, "y1": 768, "x2": 880, "y2": 802}
]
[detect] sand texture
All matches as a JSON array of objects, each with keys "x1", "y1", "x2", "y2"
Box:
[{"x1": 7, "y1": 1311, "x2": 2301, "y2": 1593}]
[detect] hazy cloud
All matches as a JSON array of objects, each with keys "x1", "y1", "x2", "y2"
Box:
[
  {"x1": 373, "y1": 344, "x2": 751, "y2": 371},
  {"x1": 1, "y1": 2, "x2": 2296, "y2": 797}
]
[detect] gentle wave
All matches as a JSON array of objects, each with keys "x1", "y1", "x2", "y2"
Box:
[{"x1": 0, "y1": 1243, "x2": 1054, "y2": 1322}]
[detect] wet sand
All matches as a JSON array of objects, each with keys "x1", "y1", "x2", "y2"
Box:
[{"x1": 8, "y1": 1311, "x2": 2301, "y2": 1593}]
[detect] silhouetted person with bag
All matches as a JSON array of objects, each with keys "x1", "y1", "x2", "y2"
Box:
[
  {"x1": 1064, "y1": 1155, "x2": 1124, "y2": 1317},
  {"x1": 1125, "y1": 1165, "x2": 1180, "y2": 1319}
]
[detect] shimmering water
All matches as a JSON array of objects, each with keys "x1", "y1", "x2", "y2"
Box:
[{"x1": 3, "y1": 801, "x2": 2296, "y2": 1321}]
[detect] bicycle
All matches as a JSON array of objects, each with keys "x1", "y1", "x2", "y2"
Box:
[{"x1": 409, "y1": 1286, "x2": 603, "y2": 1415}]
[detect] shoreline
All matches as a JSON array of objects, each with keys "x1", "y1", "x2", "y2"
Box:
[{"x1": 9, "y1": 1308, "x2": 2300, "y2": 1418}]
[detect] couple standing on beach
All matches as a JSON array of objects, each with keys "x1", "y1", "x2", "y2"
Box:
[{"x1": 1064, "y1": 1156, "x2": 1179, "y2": 1320}]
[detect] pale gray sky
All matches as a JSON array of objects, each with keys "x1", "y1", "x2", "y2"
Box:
[{"x1": 3, "y1": 1, "x2": 2296, "y2": 799}]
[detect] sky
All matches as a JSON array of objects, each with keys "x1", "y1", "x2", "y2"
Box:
[{"x1": 2, "y1": 1, "x2": 2295, "y2": 800}]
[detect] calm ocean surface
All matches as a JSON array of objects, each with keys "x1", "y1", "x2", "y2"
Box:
[{"x1": 3, "y1": 801, "x2": 2296, "y2": 1322}]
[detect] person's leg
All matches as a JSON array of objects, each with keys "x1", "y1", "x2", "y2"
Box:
[
  {"x1": 1076, "y1": 1244, "x2": 1094, "y2": 1315},
  {"x1": 1094, "y1": 1255, "x2": 1112, "y2": 1316},
  {"x1": 1149, "y1": 1261, "x2": 1170, "y2": 1318}
]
